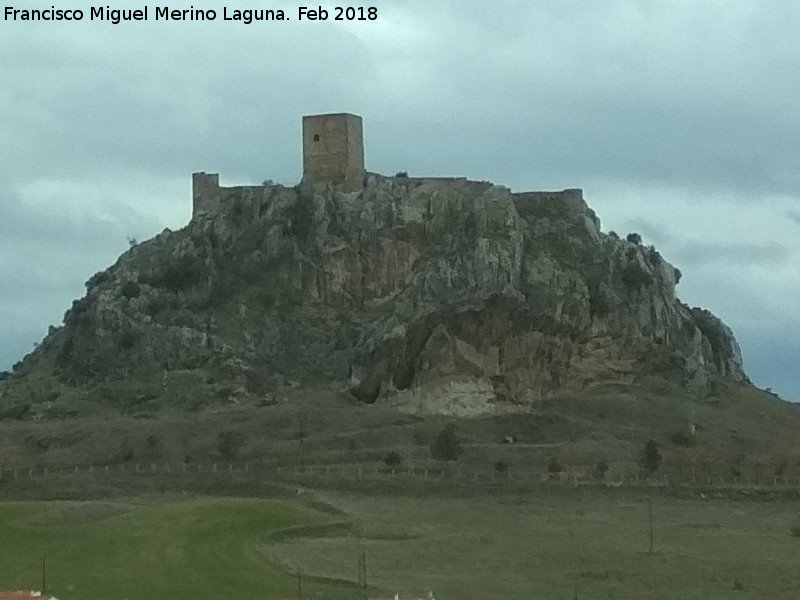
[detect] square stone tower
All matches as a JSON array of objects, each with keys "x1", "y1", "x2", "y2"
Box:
[{"x1": 302, "y1": 113, "x2": 364, "y2": 192}]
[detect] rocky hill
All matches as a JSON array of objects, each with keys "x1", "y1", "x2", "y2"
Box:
[{"x1": 0, "y1": 175, "x2": 748, "y2": 419}]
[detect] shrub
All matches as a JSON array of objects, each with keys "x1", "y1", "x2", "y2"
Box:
[
  {"x1": 285, "y1": 197, "x2": 314, "y2": 239},
  {"x1": 384, "y1": 451, "x2": 403, "y2": 467},
  {"x1": 430, "y1": 424, "x2": 462, "y2": 461},
  {"x1": 596, "y1": 460, "x2": 609, "y2": 479},
  {"x1": 217, "y1": 430, "x2": 245, "y2": 460},
  {"x1": 547, "y1": 456, "x2": 565, "y2": 474},
  {"x1": 0, "y1": 403, "x2": 31, "y2": 420},
  {"x1": 674, "y1": 267, "x2": 683, "y2": 284},
  {"x1": 621, "y1": 263, "x2": 653, "y2": 289},
  {"x1": 120, "y1": 281, "x2": 141, "y2": 299},
  {"x1": 671, "y1": 431, "x2": 695, "y2": 447},
  {"x1": 626, "y1": 232, "x2": 642, "y2": 245},
  {"x1": 110, "y1": 438, "x2": 134, "y2": 464},
  {"x1": 639, "y1": 440, "x2": 662, "y2": 474},
  {"x1": 608, "y1": 230, "x2": 619, "y2": 239},
  {"x1": 394, "y1": 171, "x2": 409, "y2": 178},
  {"x1": 790, "y1": 526, "x2": 800, "y2": 538},
  {"x1": 494, "y1": 460, "x2": 510, "y2": 475},
  {"x1": 86, "y1": 270, "x2": 111, "y2": 290},
  {"x1": 730, "y1": 453, "x2": 746, "y2": 478},
  {"x1": 117, "y1": 329, "x2": 140, "y2": 350},
  {"x1": 775, "y1": 459, "x2": 789, "y2": 478},
  {"x1": 646, "y1": 245, "x2": 661, "y2": 266},
  {"x1": 588, "y1": 285, "x2": 610, "y2": 318},
  {"x1": 152, "y1": 256, "x2": 206, "y2": 292}
]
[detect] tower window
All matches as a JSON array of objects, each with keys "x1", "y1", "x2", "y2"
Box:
[{"x1": 313, "y1": 134, "x2": 320, "y2": 142}]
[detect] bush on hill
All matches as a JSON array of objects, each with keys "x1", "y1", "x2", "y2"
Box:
[
  {"x1": 431, "y1": 424, "x2": 462, "y2": 461},
  {"x1": 639, "y1": 439, "x2": 662, "y2": 474}
]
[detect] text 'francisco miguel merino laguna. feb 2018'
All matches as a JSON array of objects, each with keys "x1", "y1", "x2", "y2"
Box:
[{"x1": 3, "y1": 5, "x2": 379, "y2": 24}]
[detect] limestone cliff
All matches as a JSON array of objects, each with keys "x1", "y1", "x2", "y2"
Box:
[{"x1": 0, "y1": 176, "x2": 747, "y2": 416}]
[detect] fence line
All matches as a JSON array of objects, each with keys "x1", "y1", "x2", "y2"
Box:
[{"x1": 3, "y1": 460, "x2": 800, "y2": 492}]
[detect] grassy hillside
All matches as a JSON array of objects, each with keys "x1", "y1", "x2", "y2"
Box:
[{"x1": 1, "y1": 377, "x2": 799, "y2": 484}]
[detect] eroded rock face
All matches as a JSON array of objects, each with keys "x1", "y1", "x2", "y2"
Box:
[{"x1": 2, "y1": 176, "x2": 748, "y2": 415}]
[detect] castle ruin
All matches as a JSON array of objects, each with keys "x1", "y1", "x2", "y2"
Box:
[
  {"x1": 190, "y1": 113, "x2": 583, "y2": 220},
  {"x1": 192, "y1": 112, "x2": 365, "y2": 218}
]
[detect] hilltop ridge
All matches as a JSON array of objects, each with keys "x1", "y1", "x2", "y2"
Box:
[{"x1": 0, "y1": 174, "x2": 747, "y2": 419}]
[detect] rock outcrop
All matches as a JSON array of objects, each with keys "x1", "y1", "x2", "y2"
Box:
[{"x1": 0, "y1": 176, "x2": 747, "y2": 415}]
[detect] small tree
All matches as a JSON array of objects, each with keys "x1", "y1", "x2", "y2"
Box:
[
  {"x1": 547, "y1": 456, "x2": 565, "y2": 474},
  {"x1": 431, "y1": 424, "x2": 462, "y2": 461},
  {"x1": 218, "y1": 430, "x2": 245, "y2": 460},
  {"x1": 640, "y1": 440, "x2": 662, "y2": 474},
  {"x1": 626, "y1": 232, "x2": 642, "y2": 245},
  {"x1": 384, "y1": 451, "x2": 403, "y2": 468}
]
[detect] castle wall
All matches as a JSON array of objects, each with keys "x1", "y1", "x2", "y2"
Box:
[
  {"x1": 302, "y1": 113, "x2": 365, "y2": 192},
  {"x1": 512, "y1": 189, "x2": 585, "y2": 215}
]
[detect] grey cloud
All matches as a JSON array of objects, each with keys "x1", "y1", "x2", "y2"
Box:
[
  {"x1": 672, "y1": 241, "x2": 791, "y2": 267},
  {"x1": 737, "y1": 327, "x2": 800, "y2": 401}
]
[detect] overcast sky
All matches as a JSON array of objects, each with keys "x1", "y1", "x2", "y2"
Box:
[{"x1": 1, "y1": 0, "x2": 798, "y2": 399}]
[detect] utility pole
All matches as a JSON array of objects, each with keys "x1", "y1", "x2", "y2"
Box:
[
  {"x1": 362, "y1": 551, "x2": 368, "y2": 600},
  {"x1": 296, "y1": 567, "x2": 302, "y2": 600},
  {"x1": 647, "y1": 496, "x2": 655, "y2": 554},
  {"x1": 299, "y1": 413, "x2": 305, "y2": 469}
]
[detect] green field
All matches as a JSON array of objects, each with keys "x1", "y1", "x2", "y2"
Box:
[
  {"x1": 2, "y1": 490, "x2": 800, "y2": 600},
  {"x1": 0, "y1": 496, "x2": 360, "y2": 600}
]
